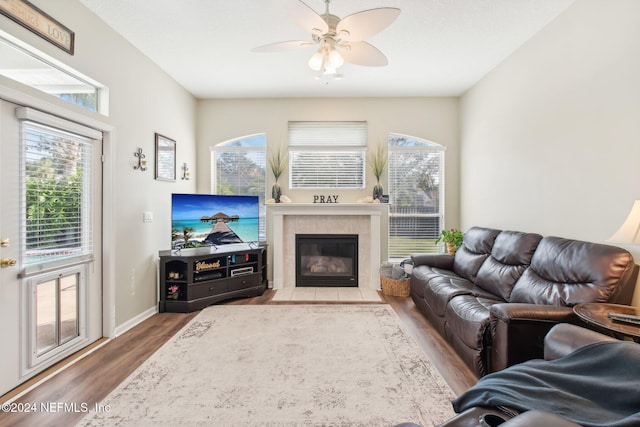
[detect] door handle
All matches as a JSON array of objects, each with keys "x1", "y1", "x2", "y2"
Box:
[
  {"x1": 0, "y1": 238, "x2": 9, "y2": 247},
  {"x1": 1, "y1": 258, "x2": 17, "y2": 268}
]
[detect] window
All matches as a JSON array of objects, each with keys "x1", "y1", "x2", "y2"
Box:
[
  {"x1": 211, "y1": 134, "x2": 266, "y2": 240},
  {"x1": 289, "y1": 121, "x2": 366, "y2": 189},
  {"x1": 388, "y1": 134, "x2": 445, "y2": 259},
  {"x1": 0, "y1": 33, "x2": 105, "y2": 114},
  {"x1": 21, "y1": 120, "x2": 95, "y2": 270}
]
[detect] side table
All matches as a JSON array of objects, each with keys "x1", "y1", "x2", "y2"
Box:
[{"x1": 573, "y1": 303, "x2": 640, "y2": 342}]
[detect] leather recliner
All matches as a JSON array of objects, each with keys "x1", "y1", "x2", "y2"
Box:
[{"x1": 437, "y1": 323, "x2": 622, "y2": 426}]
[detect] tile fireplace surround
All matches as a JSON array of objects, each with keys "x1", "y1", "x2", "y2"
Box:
[{"x1": 267, "y1": 203, "x2": 388, "y2": 290}]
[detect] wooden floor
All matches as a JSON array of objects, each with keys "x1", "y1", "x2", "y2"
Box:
[{"x1": 0, "y1": 290, "x2": 477, "y2": 427}]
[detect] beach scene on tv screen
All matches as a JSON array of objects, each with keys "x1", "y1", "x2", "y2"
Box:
[{"x1": 171, "y1": 194, "x2": 259, "y2": 248}]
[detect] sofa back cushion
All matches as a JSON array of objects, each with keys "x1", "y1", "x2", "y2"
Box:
[
  {"x1": 510, "y1": 236, "x2": 635, "y2": 306},
  {"x1": 475, "y1": 230, "x2": 543, "y2": 301},
  {"x1": 452, "y1": 227, "x2": 501, "y2": 283}
]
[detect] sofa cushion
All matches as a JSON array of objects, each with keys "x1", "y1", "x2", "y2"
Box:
[
  {"x1": 423, "y1": 276, "x2": 476, "y2": 316},
  {"x1": 510, "y1": 236, "x2": 635, "y2": 306},
  {"x1": 445, "y1": 295, "x2": 503, "y2": 350},
  {"x1": 452, "y1": 227, "x2": 501, "y2": 283},
  {"x1": 475, "y1": 231, "x2": 543, "y2": 301},
  {"x1": 410, "y1": 265, "x2": 462, "y2": 300}
]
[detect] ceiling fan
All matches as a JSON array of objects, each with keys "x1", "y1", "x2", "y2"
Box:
[{"x1": 252, "y1": 0, "x2": 400, "y2": 77}]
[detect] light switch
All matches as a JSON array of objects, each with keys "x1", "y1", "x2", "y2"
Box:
[{"x1": 143, "y1": 211, "x2": 153, "y2": 223}]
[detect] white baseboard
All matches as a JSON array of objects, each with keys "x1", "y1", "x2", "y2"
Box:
[{"x1": 114, "y1": 306, "x2": 158, "y2": 337}]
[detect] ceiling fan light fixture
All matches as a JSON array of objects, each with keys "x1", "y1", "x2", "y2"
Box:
[
  {"x1": 308, "y1": 43, "x2": 344, "y2": 75},
  {"x1": 254, "y1": 0, "x2": 400, "y2": 79},
  {"x1": 308, "y1": 51, "x2": 324, "y2": 71},
  {"x1": 328, "y1": 48, "x2": 344, "y2": 69}
]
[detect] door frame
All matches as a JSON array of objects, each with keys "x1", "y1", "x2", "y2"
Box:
[{"x1": 0, "y1": 81, "x2": 116, "y2": 340}]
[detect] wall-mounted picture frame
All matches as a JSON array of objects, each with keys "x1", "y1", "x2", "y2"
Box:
[{"x1": 155, "y1": 133, "x2": 176, "y2": 182}]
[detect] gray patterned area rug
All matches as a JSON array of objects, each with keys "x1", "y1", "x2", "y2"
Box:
[{"x1": 80, "y1": 305, "x2": 455, "y2": 426}]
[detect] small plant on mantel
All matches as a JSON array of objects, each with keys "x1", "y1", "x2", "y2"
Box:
[
  {"x1": 368, "y1": 143, "x2": 387, "y2": 200},
  {"x1": 436, "y1": 228, "x2": 464, "y2": 255},
  {"x1": 269, "y1": 145, "x2": 287, "y2": 203}
]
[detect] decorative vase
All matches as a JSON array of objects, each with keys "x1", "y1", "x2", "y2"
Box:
[
  {"x1": 446, "y1": 243, "x2": 457, "y2": 256},
  {"x1": 372, "y1": 182, "x2": 384, "y2": 200},
  {"x1": 272, "y1": 182, "x2": 282, "y2": 203}
]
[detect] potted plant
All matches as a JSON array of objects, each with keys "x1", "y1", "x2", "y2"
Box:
[
  {"x1": 436, "y1": 228, "x2": 464, "y2": 255},
  {"x1": 269, "y1": 146, "x2": 287, "y2": 203},
  {"x1": 368, "y1": 144, "x2": 387, "y2": 200}
]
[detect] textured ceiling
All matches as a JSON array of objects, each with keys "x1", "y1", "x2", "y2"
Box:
[{"x1": 78, "y1": 0, "x2": 575, "y2": 99}]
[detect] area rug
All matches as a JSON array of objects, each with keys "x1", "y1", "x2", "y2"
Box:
[{"x1": 80, "y1": 305, "x2": 456, "y2": 426}]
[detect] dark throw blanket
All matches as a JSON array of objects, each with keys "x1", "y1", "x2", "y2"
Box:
[{"x1": 452, "y1": 341, "x2": 640, "y2": 427}]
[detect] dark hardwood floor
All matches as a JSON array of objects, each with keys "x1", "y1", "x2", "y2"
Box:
[{"x1": 0, "y1": 290, "x2": 477, "y2": 427}]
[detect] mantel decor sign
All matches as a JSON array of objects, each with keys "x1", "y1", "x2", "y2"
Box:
[
  {"x1": 0, "y1": 0, "x2": 75, "y2": 54},
  {"x1": 155, "y1": 133, "x2": 176, "y2": 182},
  {"x1": 313, "y1": 195, "x2": 339, "y2": 203}
]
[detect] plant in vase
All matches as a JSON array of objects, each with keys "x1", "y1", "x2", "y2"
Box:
[
  {"x1": 369, "y1": 144, "x2": 387, "y2": 201},
  {"x1": 168, "y1": 284, "x2": 180, "y2": 300},
  {"x1": 436, "y1": 228, "x2": 464, "y2": 255},
  {"x1": 269, "y1": 146, "x2": 287, "y2": 203}
]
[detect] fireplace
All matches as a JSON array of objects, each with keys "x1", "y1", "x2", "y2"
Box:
[{"x1": 296, "y1": 234, "x2": 358, "y2": 287}]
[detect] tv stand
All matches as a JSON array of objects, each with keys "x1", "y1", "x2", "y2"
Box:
[{"x1": 158, "y1": 243, "x2": 267, "y2": 313}]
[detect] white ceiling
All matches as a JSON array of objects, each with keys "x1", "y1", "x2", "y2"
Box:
[{"x1": 78, "y1": 0, "x2": 575, "y2": 99}]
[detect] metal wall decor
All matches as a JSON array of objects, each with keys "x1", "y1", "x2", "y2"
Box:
[{"x1": 133, "y1": 147, "x2": 147, "y2": 171}]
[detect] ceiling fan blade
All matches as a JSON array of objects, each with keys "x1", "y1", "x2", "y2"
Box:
[
  {"x1": 336, "y1": 8, "x2": 400, "y2": 42},
  {"x1": 339, "y1": 41, "x2": 388, "y2": 67},
  {"x1": 291, "y1": 0, "x2": 329, "y2": 36},
  {"x1": 251, "y1": 40, "x2": 315, "y2": 53}
]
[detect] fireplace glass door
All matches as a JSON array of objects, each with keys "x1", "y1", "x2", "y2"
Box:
[{"x1": 296, "y1": 234, "x2": 358, "y2": 287}]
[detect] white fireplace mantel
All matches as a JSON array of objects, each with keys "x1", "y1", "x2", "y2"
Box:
[{"x1": 267, "y1": 203, "x2": 388, "y2": 290}]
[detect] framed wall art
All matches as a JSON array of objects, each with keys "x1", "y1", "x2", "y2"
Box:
[{"x1": 155, "y1": 133, "x2": 176, "y2": 182}]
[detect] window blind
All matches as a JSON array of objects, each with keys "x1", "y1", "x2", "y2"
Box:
[
  {"x1": 288, "y1": 121, "x2": 366, "y2": 189},
  {"x1": 211, "y1": 134, "x2": 267, "y2": 241},
  {"x1": 21, "y1": 120, "x2": 94, "y2": 270},
  {"x1": 388, "y1": 135, "x2": 445, "y2": 259},
  {"x1": 288, "y1": 121, "x2": 367, "y2": 147}
]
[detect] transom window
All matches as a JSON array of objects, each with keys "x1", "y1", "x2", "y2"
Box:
[
  {"x1": 388, "y1": 134, "x2": 445, "y2": 259},
  {"x1": 0, "y1": 33, "x2": 106, "y2": 114},
  {"x1": 288, "y1": 121, "x2": 366, "y2": 189}
]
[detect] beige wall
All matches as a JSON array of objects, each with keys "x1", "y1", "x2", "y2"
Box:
[
  {"x1": 196, "y1": 97, "x2": 460, "y2": 266},
  {"x1": 0, "y1": 0, "x2": 197, "y2": 330},
  {"x1": 460, "y1": 0, "x2": 640, "y2": 305}
]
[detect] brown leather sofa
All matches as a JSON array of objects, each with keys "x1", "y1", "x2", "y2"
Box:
[{"x1": 410, "y1": 226, "x2": 638, "y2": 377}]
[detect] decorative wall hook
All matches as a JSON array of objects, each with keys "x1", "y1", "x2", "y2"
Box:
[
  {"x1": 134, "y1": 147, "x2": 147, "y2": 171},
  {"x1": 181, "y1": 162, "x2": 190, "y2": 180}
]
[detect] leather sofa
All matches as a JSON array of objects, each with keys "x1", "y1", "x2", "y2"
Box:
[{"x1": 410, "y1": 226, "x2": 638, "y2": 377}]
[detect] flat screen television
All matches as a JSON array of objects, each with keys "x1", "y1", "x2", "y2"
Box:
[{"x1": 171, "y1": 194, "x2": 259, "y2": 249}]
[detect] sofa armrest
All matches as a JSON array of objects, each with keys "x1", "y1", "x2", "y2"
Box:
[
  {"x1": 411, "y1": 253, "x2": 454, "y2": 269},
  {"x1": 543, "y1": 323, "x2": 617, "y2": 360},
  {"x1": 488, "y1": 303, "x2": 577, "y2": 373}
]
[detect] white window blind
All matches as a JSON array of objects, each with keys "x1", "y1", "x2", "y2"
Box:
[
  {"x1": 289, "y1": 121, "x2": 366, "y2": 189},
  {"x1": 211, "y1": 134, "x2": 266, "y2": 240},
  {"x1": 388, "y1": 134, "x2": 445, "y2": 259},
  {"x1": 21, "y1": 120, "x2": 94, "y2": 270}
]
